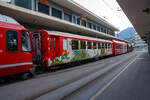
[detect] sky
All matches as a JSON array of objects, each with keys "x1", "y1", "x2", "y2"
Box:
[{"x1": 75, "y1": 0, "x2": 133, "y2": 31}]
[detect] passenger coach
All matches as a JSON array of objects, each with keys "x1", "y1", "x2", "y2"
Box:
[
  {"x1": 31, "y1": 30, "x2": 113, "y2": 68},
  {"x1": 112, "y1": 40, "x2": 128, "y2": 55}
]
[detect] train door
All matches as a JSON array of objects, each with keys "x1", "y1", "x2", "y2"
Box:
[
  {"x1": 32, "y1": 33, "x2": 42, "y2": 63},
  {"x1": 49, "y1": 36, "x2": 58, "y2": 61}
]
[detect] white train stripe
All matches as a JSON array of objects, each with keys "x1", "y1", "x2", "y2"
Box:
[{"x1": 0, "y1": 63, "x2": 33, "y2": 68}]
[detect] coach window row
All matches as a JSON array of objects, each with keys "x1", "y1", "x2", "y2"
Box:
[{"x1": 71, "y1": 40, "x2": 113, "y2": 50}]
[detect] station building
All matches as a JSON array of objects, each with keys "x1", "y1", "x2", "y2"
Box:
[{"x1": 0, "y1": 0, "x2": 126, "y2": 41}]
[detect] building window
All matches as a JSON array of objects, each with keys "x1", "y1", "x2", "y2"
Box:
[
  {"x1": 73, "y1": 16, "x2": 77, "y2": 24},
  {"x1": 88, "y1": 22, "x2": 92, "y2": 29},
  {"x1": 101, "y1": 27, "x2": 104, "y2": 32},
  {"x1": 77, "y1": 17, "x2": 80, "y2": 25},
  {"x1": 104, "y1": 28, "x2": 107, "y2": 33},
  {"x1": 15, "y1": 0, "x2": 32, "y2": 9},
  {"x1": 21, "y1": 31, "x2": 31, "y2": 52},
  {"x1": 97, "y1": 26, "x2": 100, "y2": 32},
  {"x1": 52, "y1": 8, "x2": 62, "y2": 19},
  {"x1": 38, "y1": 2, "x2": 49, "y2": 15},
  {"x1": 1, "y1": 0, "x2": 11, "y2": 3},
  {"x1": 64, "y1": 13, "x2": 72, "y2": 22},
  {"x1": 107, "y1": 30, "x2": 109, "y2": 34},
  {"x1": 93, "y1": 24, "x2": 96, "y2": 30},
  {"x1": 6, "y1": 30, "x2": 18, "y2": 53},
  {"x1": 81, "y1": 20, "x2": 86, "y2": 27}
]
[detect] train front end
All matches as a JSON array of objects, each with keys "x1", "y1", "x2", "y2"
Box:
[{"x1": 0, "y1": 14, "x2": 33, "y2": 78}]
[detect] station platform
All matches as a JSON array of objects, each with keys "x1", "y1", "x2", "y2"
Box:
[{"x1": 94, "y1": 51, "x2": 150, "y2": 100}]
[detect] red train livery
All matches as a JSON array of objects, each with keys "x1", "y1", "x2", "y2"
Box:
[
  {"x1": 111, "y1": 40, "x2": 128, "y2": 55},
  {"x1": 31, "y1": 30, "x2": 113, "y2": 68}
]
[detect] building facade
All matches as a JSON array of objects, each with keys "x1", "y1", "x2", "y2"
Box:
[{"x1": 1, "y1": 0, "x2": 116, "y2": 36}]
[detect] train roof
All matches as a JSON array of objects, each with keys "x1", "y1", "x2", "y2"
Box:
[
  {"x1": 0, "y1": 14, "x2": 26, "y2": 30},
  {"x1": 112, "y1": 40, "x2": 127, "y2": 44},
  {"x1": 0, "y1": 14, "x2": 20, "y2": 25},
  {"x1": 45, "y1": 30, "x2": 112, "y2": 43}
]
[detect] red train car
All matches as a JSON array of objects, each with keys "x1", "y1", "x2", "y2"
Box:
[
  {"x1": 31, "y1": 30, "x2": 113, "y2": 68},
  {"x1": 111, "y1": 40, "x2": 128, "y2": 55},
  {"x1": 127, "y1": 43, "x2": 133, "y2": 52},
  {"x1": 0, "y1": 14, "x2": 33, "y2": 78}
]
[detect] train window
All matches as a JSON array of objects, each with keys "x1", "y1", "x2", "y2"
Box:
[
  {"x1": 93, "y1": 42, "x2": 97, "y2": 49},
  {"x1": 109, "y1": 44, "x2": 111, "y2": 49},
  {"x1": 63, "y1": 39, "x2": 68, "y2": 50},
  {"x1": 21, "y1": 31, "x2": 31, "y2": 52},
  {"x1": 110, "y1": 44, "x2": 112, "y2": 49},
  {"x1": 124, "y1": 45, "x2": 127, "y2": 49},
  {"x1": 116, "y1": 45, "x2": 121, "y2": 49},
  {"x1": 6, "y1": 30, "x2": 18, "y2": 53},
  {"x1": 80, "y1": 40, "x2": 86, "y2": 49},
  {"x1": 107, "y1": 44, "x2": 109, "y2": 49},
  {"x1": 106, "y1": 43, "x2": 108, "y2": 49},
  {"x1": 98, "y1": 43, "x2": 101, "y2": 49},
  {"x1": 102, "y1": 43, "x2": 104, "y2": 49},
  {"x1": 72, "y1": 39, "x2": 78, "y2": 50},
  {"x1": 88, "y1": 42, "x2": 92, "y2": 49},
  {"x1": 104, "y1": 43, "x2": 106, "y2": 49}
]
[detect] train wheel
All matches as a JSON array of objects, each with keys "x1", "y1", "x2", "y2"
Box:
[
  {"x1": 29, "y1": 68, "x2": 35, "y2": 77},
  {"x1": 20, "y1": 73, "x2": 29, "y2": 80},
  {"x1": 0, "y1": 77, "x2": 5, "y2": 83}
]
